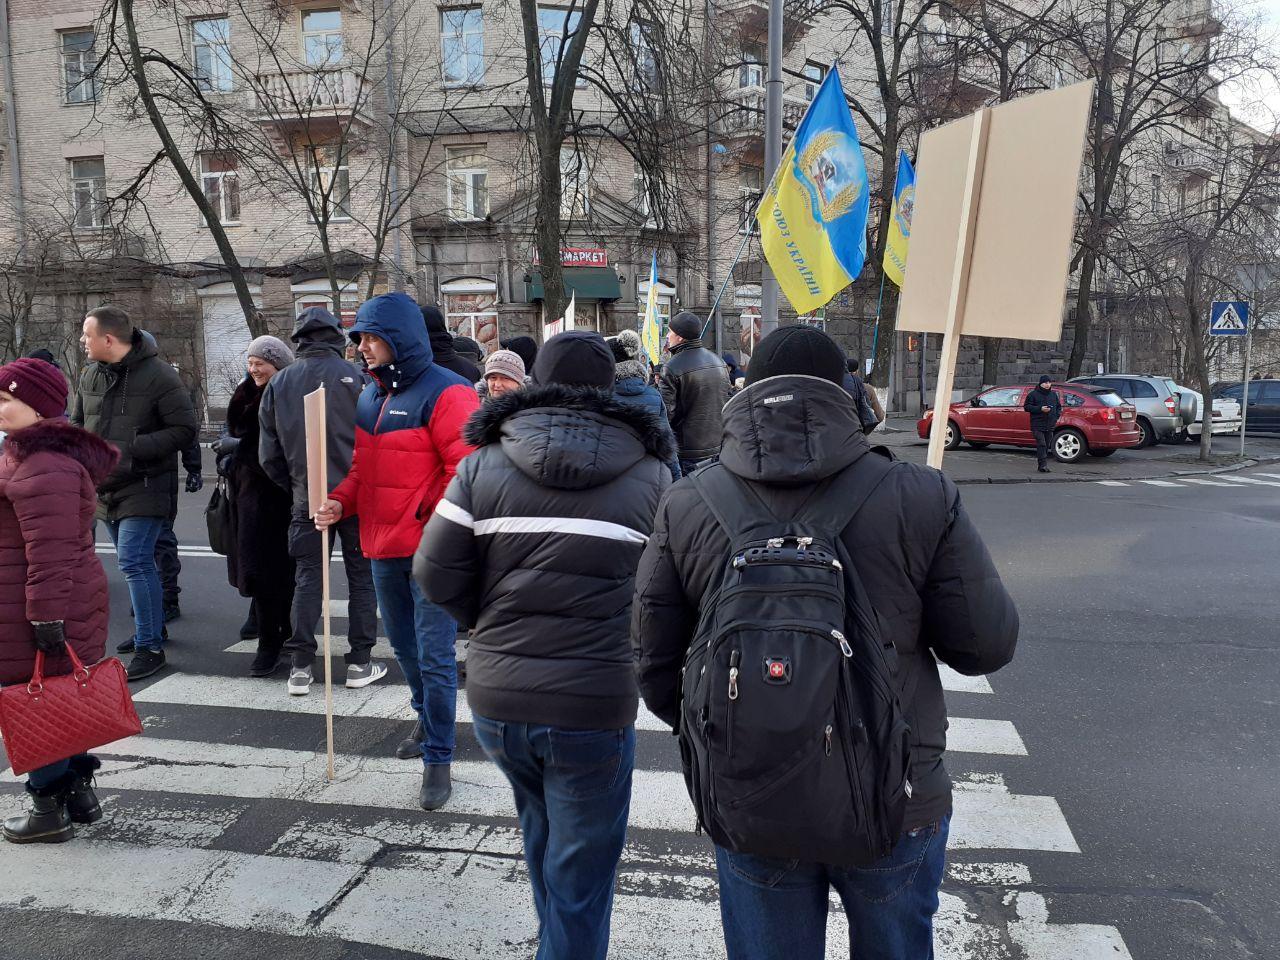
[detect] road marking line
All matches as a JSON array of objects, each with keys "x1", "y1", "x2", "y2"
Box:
[
  {"x1": 1255, "y1": 472, "x2": 1280, "y2": 481},
  {"x1": 1, "y1": 739, "x2": 1077, "y2": 853},
  {"x1": 938, "y1": 664, "x2": 993, "y2": 694},
  {"x1": 1094, "y1": 480, "x2": 1128, "y2": 486},
  {"x1": 1178, "y1": 477, "x2": 1236, "y2": 486},
  {"x1": 224, "y1": 637, "x2": 397, "y2": 659},
  {"x1": 1218, "y1": 475, "x2": 1280, "y2": 487},
  {"x1": 328, "y1": 599, "x2": 382, "y2": 621},
  {"x1": 948, "y1": 718, "x2": 1027, "y2": 756},
  {"x1": 1139, "y1": 479, "x2": 1184, "y2": 487},
  {"x1": 0, "y1": 838, "x2": 1127, "y2": 958}
]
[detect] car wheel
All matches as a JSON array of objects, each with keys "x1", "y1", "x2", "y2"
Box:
[
  {"x1": 1087, "y1": 448, "x2": 1117, "y2": 458},
  {"x1": 967, "y1": 441, "x2": 990, "y2": 449},
  {"x1": 1053, "y1": 428, "x2": 1086, "y2": 463},
  {"x1": 1135, "y1": 417, "x2": 1156, "y2": 448},
  {"x1": 944, "y1": 421, "x2": 962, "y2": 450}
]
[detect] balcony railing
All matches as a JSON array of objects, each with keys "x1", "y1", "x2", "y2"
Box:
[
  {"x1": 716, "y1": 0, "x2": 814, "y2": 41},
  {"x1": 1165, "y1": 143, "x2": 1215, "y2": 178},
  {"x1": 720, "y1": 85, "x2": 809, "y2": 138},
  {"x1": 253, "y1": 68, "x2": 373, "y2": 125}
]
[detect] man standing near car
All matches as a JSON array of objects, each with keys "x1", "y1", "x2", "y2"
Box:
[{"x1": 1025, "y1": 375, "x2": 1061, "y2": 473}]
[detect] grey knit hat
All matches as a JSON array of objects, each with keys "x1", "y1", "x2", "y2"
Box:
[
  {"x1": 247, "y1": 335, "x2": 295, "y2": 370},
  {"x1": 483, "y1": 349, "x2": 525, "y2": 385}
]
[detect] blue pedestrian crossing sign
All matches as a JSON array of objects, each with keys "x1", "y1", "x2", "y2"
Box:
[{"x1": 1210, "y1": 301, "x2": 1248, "y2": 336}]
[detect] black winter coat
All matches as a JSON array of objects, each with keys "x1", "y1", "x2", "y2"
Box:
[
  {"x1": 1024, "y1": 386, "x2": 1062, "y2": 431},
  {"x1": 427, "y1": 328, "x2": 482, "y2": 384},
  {"x1": 660, "y1": 339, "x2": 732, "y2": 462},
  {"x1": 632, "y1": 374, "x2": 1019, "y2": 831},
  {"x1": 72, "y1": 329, "x2": 198, "y2": 522},
  {"x1": 225, "y1": 378, "x2": 294, "y2": 599},
  {"x1": 259, "y1": 308, "x2": 364, "y2": 512},
  {"x1": 415, "y1": 383, "x2": 673, "y2": 731}
]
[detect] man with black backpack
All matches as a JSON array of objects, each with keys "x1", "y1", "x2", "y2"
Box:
[{"x1": 632, "y1": 325, "x2": 1019, "y2": 960}]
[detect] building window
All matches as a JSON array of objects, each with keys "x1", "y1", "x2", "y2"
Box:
[
  {"x1": 441, "y1": 7, "x2": 484, "y2": 86},
  {"x1": 442, "y1": 278, "x2": 500, "y2": 355},
  {"x1": 446, "y1": 145, "x2": 488, "y2": 220},
  {"x1": 70, "y1": 157, "x2": 106, "y2": 229},
  {"x1": 802, "y1": 61, "x2": 825, "y2": 101},
  {"x1": 201, "y1": 153, "x2": 241, "y2": 225},
  {"x1": 61, "y1": 30, "x2": 100, "y2": 104},
  {"x1": 739, "y1": 165, "x2": 762, "y2": 235},
  {"x1": 538, "y1": 7, "x2": 586, "y2": 87},
  {"x1": 1149, "y1": 173, "x2": 1161, "y2": 208},
  {"x1": 302, "y1": 9, "x2": 343, "y2": 67},
  {"x1": 560, "y1": 147, "x2": 589, "y2": 220},
  {"x1": 631, "y1": 20, "x2": 659, "y2": 90},
  {"x1": 633, "y1": 161, "x2": 657, "y2": 225},
  {"x1": 192, "y1": 17, "x2": 232, "y2": 92},
  {"x1": 310, "y1": 148, "x2": 351, "y2": 220},
  {"x1": 740, "y1": 43, "x2": 764, "y2": 88}
]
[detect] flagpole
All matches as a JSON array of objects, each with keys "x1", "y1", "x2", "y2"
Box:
[
  {"x1": 705, "y1": 226, "x2": 756, "y2": 338},
  {"x1": 869, "y1": 270, "x2": 887, "y2": 363},
  {"x1": 759, "y1": 0, "x2": 784, "y2": 338}
]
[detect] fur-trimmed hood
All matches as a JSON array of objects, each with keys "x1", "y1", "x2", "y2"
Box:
[
  {"x1": 465, "y1": 382, "x2": 675, "y2": 491},
  {"x1": 3, "y1": 419, "x2": 120, "y2": 484}
]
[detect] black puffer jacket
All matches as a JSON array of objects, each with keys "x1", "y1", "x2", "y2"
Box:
[
  {"x1": 72, "y1": 328, "x2": 198, "y2": 521},
  {"x1": 259, "y1": 308, "x2": 364, "y2": 512},
  {"x1": 632, "y1": 374, "x2": 1019, "y2": 831},
  {"x1": 1024, "y1": 385, "x2": 1062, "y2": 431},
  {"x1": 660, "y1": 339, "x2": 732, "y2": 461},
  {"x1": 423, "y1": 305, "x2": 482, "y2": 383},
  {"x1": 415, "y1": 383, "x2": 673, "y2": 730}
]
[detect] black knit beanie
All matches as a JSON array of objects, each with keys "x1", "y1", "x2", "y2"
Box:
[
  {"x1": 500, "y1": 335, "x2": 538, "y2": 372},
  {"x1": 745, "y1": 325, "x2": 848, "y2": 387},
  {"x1": 533, "y1": 330, "x2": 616, "y2": 389},
  {"x1": 669, "y1": 311, "x2": 703, "y2": 341}
]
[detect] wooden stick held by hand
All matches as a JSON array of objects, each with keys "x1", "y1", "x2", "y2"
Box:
[{"x1": 303, "y1": 386, "x2": 336, "y2": 781}]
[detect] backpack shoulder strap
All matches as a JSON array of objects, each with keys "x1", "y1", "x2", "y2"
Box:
[
  {"x1": 688, "y1": 462, "x2": 776, "y2": 540},
  {"x1": 794, "y1": 449, "x2": 901, "y2": 537}
]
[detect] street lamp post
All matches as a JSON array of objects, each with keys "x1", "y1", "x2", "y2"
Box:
[{"x1": 760, "y1": 0, "x2": 784, "y2": 338}]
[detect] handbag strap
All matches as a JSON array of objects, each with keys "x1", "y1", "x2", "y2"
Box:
[{"x1": 28, "y1": 645, "x2": 89, "y2": 693}]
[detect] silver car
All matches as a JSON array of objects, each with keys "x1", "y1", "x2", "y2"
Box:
[{"x1": 1068, "y1": 375, "x2": 1198, "y2": 447}]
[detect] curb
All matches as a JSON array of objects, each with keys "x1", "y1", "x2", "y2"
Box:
[{"x1": 949, "y1": 454, "x2": 1280, "y2": 485}]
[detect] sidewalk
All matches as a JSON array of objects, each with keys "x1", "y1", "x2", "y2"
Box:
[{"x1": 874, "y1": 416, "x2": 1280, "y2": 484}]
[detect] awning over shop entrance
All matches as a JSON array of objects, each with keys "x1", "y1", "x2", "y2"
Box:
[{"x1": 525, "y1": 266, "x2": 622, "y2": 302}]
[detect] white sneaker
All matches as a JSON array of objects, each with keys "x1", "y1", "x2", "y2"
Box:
[
  {"x1": 346, "y1": 661, "x2": 388, "y2": 689},
  {"x1": 287, "y1": 665, "x2": 313, "y2": 696}
]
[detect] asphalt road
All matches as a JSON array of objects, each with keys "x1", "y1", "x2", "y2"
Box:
[{"x1": 0, "y1": 467, "x2": 1276, "y2": 959}]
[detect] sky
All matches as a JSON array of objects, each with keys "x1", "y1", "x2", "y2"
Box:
[{"x1": 1217, "y1": 0, "x2": 1280, "y2": 131}]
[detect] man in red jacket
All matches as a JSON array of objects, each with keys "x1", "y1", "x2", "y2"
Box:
[{"x1": 315, "y1": 292, "x2": 478, "y2": 810}]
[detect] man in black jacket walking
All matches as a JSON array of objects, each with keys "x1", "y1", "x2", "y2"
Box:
[
  {"x1": 660, "y1": 311, "x2": 731, "y2": 474},
  {"x1": 421, "y1": 305, "x2": 482, "y2": 383},
  {"x1": 259, "y1": 308, "x2": 386, "y2": 697},
  {"x1": 1025, "y1": 375, "x2": 1062, "y2": 473},
  {"x1": 416, "y1": 330, "x2": 672, "y2": 960},
  {"x1": 74, "y1": 306, "x2": 198, "y2": 681},
  {"x1": 632, "y1": 325, "x2": 1018, "y2": 960}
]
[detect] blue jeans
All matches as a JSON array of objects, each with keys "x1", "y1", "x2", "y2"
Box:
[
  {"x1": 370, "y1": 556, "x2": 457, "y2": 766},
  {"x1": 26, "y1": 754, "x2": 93, "y2": 792},
  {"x1": 715, "y1": 815, "x2": 951, "y2": 960},
  {"x1": 104, "y1": 516, "x2": 166, "y2": 652},
  {"x1": 473, "y1": 716, "x2": 635, "y2": 960}
]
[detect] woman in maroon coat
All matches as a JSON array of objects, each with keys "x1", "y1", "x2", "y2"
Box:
[{"x1": 0, "y1": 358, "x2": 119, "y2": 844}]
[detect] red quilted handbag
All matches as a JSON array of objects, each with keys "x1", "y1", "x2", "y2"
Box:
[{"x1": 0, "y1": 647, "x2": 143, "y2": 776}]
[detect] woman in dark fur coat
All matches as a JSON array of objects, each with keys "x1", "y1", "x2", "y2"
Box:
[{"x1": 0, "y1": 358, "x2": 119, "y2": 844}]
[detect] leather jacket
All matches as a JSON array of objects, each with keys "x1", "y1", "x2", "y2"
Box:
[{"x1": 659, "y1": 339, "x2": 732, "y2": 462}]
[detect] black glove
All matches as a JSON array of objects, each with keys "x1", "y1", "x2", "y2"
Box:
[
  {"x1": 31, "y1": 621, "x2": 66, "y2": 655},
  {"x1": 216, "y1": 455, "x2": 235, "y2": 479},
  {"x1": 211, "y1": 436, "x2": 240, "y2": 460},
  {"x1": 185, "y1": 471, "x2": 204, "y2": 493}
]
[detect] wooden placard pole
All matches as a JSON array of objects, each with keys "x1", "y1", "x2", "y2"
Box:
[
  {"x1": 303, "y1": 386, "x2": 335, "y2": 781},
  {"x1": 926, "y1": 108, "x2": 991, "y2": 469}
]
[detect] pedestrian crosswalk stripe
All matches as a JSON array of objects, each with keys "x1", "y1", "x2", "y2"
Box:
[
  {"x1": 937, "y1": 664, "x2": 993, "y2": 694},
  {"x1": 0, "y1": 737, "x2": 1077, "y2": 852},
  {"x1": 0, "y1": 837, "x2": 1128, "y2": 959},
  {"x1": 1217, "y1": 475, "x2": 1280, "y2": 487},
  {"x1": 1179, "y1": 477, "x2": 1236, "y2": 486},
  {"x1": 224, "y1": 637, "x2": 397, "y2": 659},
  {"x1": 1139, "y1": 479, "x2": 1183, "y2": 487},
  {"x1": 1256, "y1": 473, "x2": 1280, "y2": 481},
  {"x1": 133, "y1": 673, "x2": 1021, "y2": 754},
  {"x1": 1095, "y1": 480, "x2": 1129, "y2": 486}
]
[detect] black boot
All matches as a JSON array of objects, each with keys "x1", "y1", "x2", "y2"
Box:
[
  {"x1": 3, "y1": 782, "x2": 74, "y2": 844},
  {"x1": 419, "y1": 764, "x2": 452, "y2": 811},
  {"x1": 66, "y1": 756, "x2": 103, "y2": 825},
  {"x1": 396, "y1": 721, "x2": 424, "y2": 760},
  {"x1": 249, "y1": 636, "x2": 284, "y2": 677}
]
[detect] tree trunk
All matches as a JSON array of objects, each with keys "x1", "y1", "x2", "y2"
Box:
[
  {"x1": 868, "y1": 116, "x2": 900, "y2": 389},
  {"x1": 1066, "y1": 251, "x2": 1096, "y2": 377},
  {"x1": 119, "y1": 0, "x2": 263, "y2": 338},
  {"x1": 982, "y1": 337, "x2": 1001, "y2": 387}
]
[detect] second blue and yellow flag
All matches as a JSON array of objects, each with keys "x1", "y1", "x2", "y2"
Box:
[
  {"x1": 883, "y1": 150, "x2": 915, "y2": 288},
  {"x1": 755, "y1": 68, "x2": 870, "y2": 314}
]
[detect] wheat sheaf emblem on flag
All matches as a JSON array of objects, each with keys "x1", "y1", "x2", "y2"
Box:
[{"x1": 798, "y1": 131, "x2": 859, "y2": 224}]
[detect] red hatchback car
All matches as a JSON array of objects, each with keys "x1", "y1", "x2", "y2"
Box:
[{"x1": 917, "y1": 384, "x2": 1141, "y2": 462}]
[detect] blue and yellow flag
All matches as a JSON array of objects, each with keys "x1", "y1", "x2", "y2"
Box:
[
  {"x1": 755, "y1": 68, "x2": 870, "y2": 314},
  {"x1": 641, "y1": 252, "x2": 663, "y2": 365},
  {"x1": 883, "y1": 150, "x2": 915, "y2": 288}
]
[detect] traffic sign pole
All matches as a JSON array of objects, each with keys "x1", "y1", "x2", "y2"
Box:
[{"x1": 1240, "y1": 314, "x2": 1252, "y2": 458}]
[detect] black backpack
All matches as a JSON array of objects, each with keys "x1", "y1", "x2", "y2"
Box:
[{"x1": 679, "y1": 452, "x2": 913, "y2": 867}]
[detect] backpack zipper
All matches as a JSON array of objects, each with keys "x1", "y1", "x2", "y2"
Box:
[{"x1": 727, "y1": 649, "x2": 740, "y2": 758}]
